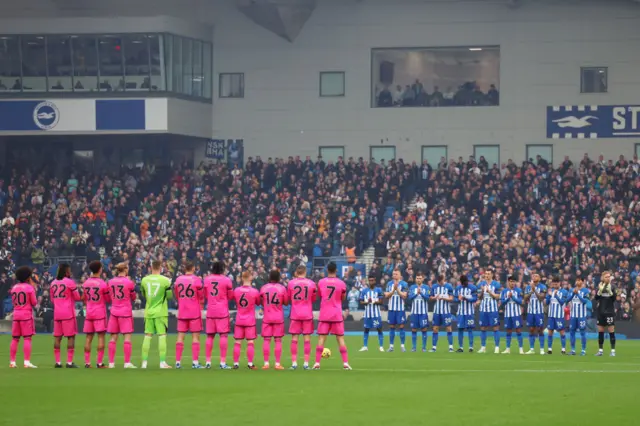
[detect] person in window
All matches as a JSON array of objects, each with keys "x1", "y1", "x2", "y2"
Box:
[
  {"x1": 11, "y1": 79, "x2": 21, "y2": 90},
  {"x1": 74, "y1": 80, "x2": 84, "y2": 90},
  {"x1": 52, "y1": 81, "x2": 64, "y2": 90},
  {"x1": 430, "y1": 86, "x2": 443, "y2": 107},
  {"x1": 488, "y1": 84, "x2": 500, "y2": 105},
  {"x1": 536, "y1": 155, "x2": 549, "y2": 169},
  {"x1": 0, "y1": 80, "x2": 6, "y2": 90},
  {"x1": 402, "y1": 85, "x2": 414, "y2": 106},
  {"x1": 472, "y1": 84, "x2": 485, "y2": 106},
  {"x1": 377, "y1": 86, "x2": 392, "y2": 107},
  {"x1": 443, "y1": 86, "x2": 455, "y2": 106},
  {"x1": 393, "y1": 84, "x2": 403, "y2": 106}
]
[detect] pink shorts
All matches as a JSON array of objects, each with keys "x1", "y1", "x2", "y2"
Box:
[
  {"x1": 234, "y1": 325, "x2": 257, "y2": 340},
  {"x1": 206, "y1": 317, "x2": 230, "y2": 335},
  {"x1": 12, "y1": 319, "x2": 35, "y2": 338},
  {"x1": 262, "y1": 322, "x2": 285, "y2": 338},
  {"x1": 54, "y1": 318, "x2": 78, "y2": 337},
  {"x1": 177, "y1": 318, "x2": 203, "y2": 333},
  {"x1": 83, "y1": 318, "x2": 107, "y2": 334},
  {"x1": 107, "y1": 316, "x2": 134, "y2": 334},
  {"x1": 289, "y1": 319, "x2": 314, "y2": 335},
  {"x1": 317, "y1": 321, "x2": 344, "y2": 336}
]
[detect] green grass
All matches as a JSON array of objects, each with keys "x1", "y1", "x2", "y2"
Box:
[{"x1": 0, "y1": 335, "x2": 638, "y2": 426}]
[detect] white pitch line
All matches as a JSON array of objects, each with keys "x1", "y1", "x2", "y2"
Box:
[
  {"x1": 357, "y1": 357, "x2": 640, "y2": 366},
  {"x1": 325, "y1": 368, "x2": 640, "y2": 374}
]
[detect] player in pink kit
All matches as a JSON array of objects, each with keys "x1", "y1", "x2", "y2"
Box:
[
  {"x1": 203, "y1": 260, "x2": 234, "y2": 369},
  {"x1": 107, "y1": 263, "x2": 137, "y2": 368},
  {"x1": 82, "y1": 260, "x2": 111, "y2": 368},
  {"x1": 174, "y1": 261, "x2": 204, "y2": 369},
  {"x1": 314, "y1": 262, "x2": 351, "y2": 370},
  {"x1": 260, "y1": 270, "x2": 289, "y2": 370},
  {"x1": 51, "y1": 263, "x2": 81, "y2": 368},
  {"x1": 287, "y1": 265, "x2": 317, "y2": 370},
  {"x1": 232, "y1": 271, "x2": 261, "y2": 369},
  {"x1": 9, "y1": 266, "x2": 38, "y2": 368}
]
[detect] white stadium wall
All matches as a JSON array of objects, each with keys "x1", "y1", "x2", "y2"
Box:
[{"x1": 211, "y1": 0, "x2": 640, "y2": 164}]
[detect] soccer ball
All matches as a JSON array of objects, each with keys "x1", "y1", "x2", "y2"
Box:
[{"x1": 321, "y1": 348, "x2": 332, "y2": 359}]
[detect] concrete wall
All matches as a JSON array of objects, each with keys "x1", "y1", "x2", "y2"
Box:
[{"x1": 211, "y1": 0, "x2": 640, "y2": 164}]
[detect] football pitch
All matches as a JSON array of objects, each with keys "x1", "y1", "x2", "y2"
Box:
[{"x1": 0, "y1": 335, "x2": 637, "y2": 426}]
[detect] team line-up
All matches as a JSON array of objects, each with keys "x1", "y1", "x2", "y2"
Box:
[{"x1": 8, "y1": 262, "x2": 618, "y2": 370}]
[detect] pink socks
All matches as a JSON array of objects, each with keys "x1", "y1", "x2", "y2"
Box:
[
  {"x1": 339, "y1": 346, "x2": 348, "y2": 364},
  {"x1": 123, "y1": 341, "x2": 131, "y2": 364},
  {"x1": 233, "y1": 342, "x2": 241, "y2": 364},
  {"x1": 274, "y1": 338, "x2": 282, "y2": 365},
  {"x1": 192, "y1": 342, "x2": 200, "y2": 363},
  {"x1": 219, "y1": 334, "x2": 228, "y2": 365},
  {"x1": 263, "y1": 339, "x2": 271, "y2": 364},
  {"x1": 291, "y1": 339, "x2": 298, "y2": 364},
  {"x1": 108, "y1": 341, "x2": 116, "y2": 364},
  {"x1": 175, "y1": 342, "x2": 184, "y2": 363},
  {"x1": 54, "y1": 347, "x2": 61, "y2": 364},
  {"x1": 303, "y1": 340, "x2": 311, "y2": 363},
  {"x1": 10, "y1": 338, "x2": 18, "y2": 363},
  {"x1": 315, "y1": 346, "x2": 324, "y2": 364},
  {"x1": 205, "y1": 336, "x2": 214, "y2": 364}
]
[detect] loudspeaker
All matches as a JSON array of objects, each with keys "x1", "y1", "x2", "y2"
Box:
[{"x1": 379, "y1": 61, "x2": 394, "y2": 85}]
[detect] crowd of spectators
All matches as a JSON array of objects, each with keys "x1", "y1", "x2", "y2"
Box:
[
  {"x1": 1, "y1": 150, "x2": 639, "y2": 323},
  {"x1": 376, "y1": 81, "x2": 500, "y2": 107}
]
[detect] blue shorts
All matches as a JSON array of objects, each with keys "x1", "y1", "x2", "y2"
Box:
[
  {"x1": 479, "y1": 311, "x2": 500, "y2": 327},
  {"x1": 569, "y1": 317, "x2": 587, "y2": 331},
  {"x1": 504, "y1": 316, "x2": 523, "y2": 330},
  {"x1": 547, "y1": 317, "x2": 564, "y2": 331},
  {"x1": 432, "y1": 313, "x2": 452, "y2": 327},
  {"x1": 364, "y1": 317, "x2": 382, "y2": 330},
  {"x1": 388, "y1": 311, "x2": 406, "y2": 326},
  {"x1": 457, "y1": 314, "x2": 475, "y2": 329},
  {"x1": 410, "y1": 314, "x2": 429, "y2": 329},
  {"x1": 526, "y1": 313, "x2": 545, "y2": 328}
]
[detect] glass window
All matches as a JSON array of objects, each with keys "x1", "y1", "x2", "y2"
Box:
[
  {"x1": 122, "y1": 34, "x2": 149, "y2": 91},
  {"x1": 192, "y1": 40, "x2": 203, "y2": 97},
  {"x1": 421, "y1": 146, "x2": 447, "y2": 168},
  {"x1": 149, "y1": 34, "x2": 164, "y2": 91},
  {"x1": 474, "y1": 145, "x2": 500, "y2": 170},
  {"x1": 219, "y1": 73, "x2": 244, "y2": 98},
  {"x1": 636, "y1": 144, "x2": 640, "y2": 160},
  {"x1": 581, "y1": 67, "x2": 607, "y2": 93},
  {"x1": 526, "y1": 145, "x2": 553, "y2": 165},
  {"x1": 319, "y1": 146, "x2": 345, "y2": 164},
  {"x1": 46, "y1": 36, "x2": 72, "y2": 92},
  {"x1": 320, "y1": 71, "x2": 345, "y2": 97},
  {"x1": 98, "y1": 35, "x2": 124, "y2": 92},
  {"x1": 371, "y1": 46, "x2": 500, "y2": 107},
  {"x1": 370, "y1": 146, "x2": 396, "y2": 164},
  {"x1": 172, "y1": 35, "x2": 182, "y2": 93},
  {"x1": 163, "y1": 34, "x2": 173, "y2": 91},
  {"x1": 202, "y1": 42, "x2": 212, "y2": 99},
  {"x1": 0, "y1": 36, "x2": 21, "y2": 92},
  {"x1": 21, "y1": 36, "x2": 47, "y2": 92},
  {"x1": 71, "y1": 35, "x2": 99, "y2": 92},
  {"x1": 182, "y1": 38, "x2": 192, "y2": 95}
]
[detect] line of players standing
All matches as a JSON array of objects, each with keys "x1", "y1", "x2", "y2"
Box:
[{"x1": 359, "y1": 269, "x2": 618, "y2": 356}]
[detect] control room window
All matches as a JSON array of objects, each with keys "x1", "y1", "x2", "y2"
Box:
[
  {"x1": 421, "y1": 146, "x2": 447, "y2": 168},
  {"x1": 21, "y1": 36, "x2": 47, "y2": 92},
  {"x1": 320, "y1": 71, "x2": 345, "y2": 97},
  {"x1": 122, "y1": 34, "x2": 150, "y2": 91},
  {"x1": 473, "y1": 145, "x2": 500, "y2": 171},
  {"x1": 526, "y1": 144, "x2": 553, "y2": 165},
  {"x1": 46, "y1": 36, "x2": 72, "y2": 92},
  {"x1": 219, "y1": 73, "x2": 244, "y2": 98},
  {"x1": 370, "y1": 146, "x2": 396, "y2": 164},
  {"x1": 0, "y1": 36, "x2": 21, "y2": 92},
  {"x1": 97, "y1": 35, "x2": 124, "y2": 92},
  {"x1": 71, "y1": 35, "x2": 99, "y2": 92},
  {"x1": 581, "y1": 67, "x2": 607, "y2": 93},
  {"x1": 319, "y1": 146, "x2": 345, "y2": 164}
]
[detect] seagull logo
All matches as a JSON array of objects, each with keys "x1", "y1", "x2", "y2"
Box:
[
  {"x1": 36, "y1": 112, "x2": 56, "y2": 120},
  {"x1": 552, "y1": 115, "x2": 598, "y2": 128},
  {"x1": 32, "y1": 101, "x2": 60, "y2": 130}
]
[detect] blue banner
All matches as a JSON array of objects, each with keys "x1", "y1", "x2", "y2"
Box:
[
  {"x1": 335, "y1": 262, "x2": 367, "y2": 279},
  {"x1": 547, "y1": 105, "x2": 640, "y2": 139},
  {"x1": 205, "y1": 139, "x2": 226, "y2": 159}
]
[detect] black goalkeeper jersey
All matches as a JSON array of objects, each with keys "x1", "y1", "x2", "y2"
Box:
[{"x1": 595, "y1": 292, "x2": 616, "y2": 316}]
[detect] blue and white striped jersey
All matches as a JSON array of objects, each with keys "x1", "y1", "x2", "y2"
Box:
[
  {"x1": 569, "y1": 288, "x2": 590, "y2": 319},
  {"x1": 546, "y1": 288, "x2": 568, "y2": 318},
  {"x1": 478, "y1": 280, "x2": 502, "y2": 313},
  {"x1": 431, "y1": 283, "x2": 454, "y2": 314},
  {"x1": 525, "y1": 283, "x2": 547, "y2": 314},
  {"x1": 409, "y1": 284, "x2": 430, "y2": 315},
  {"x1": 500, "y1": 287, "x2": 523, "y2": 318},
  {"x1": 455, "y1": 284, "x2": 478, "y2": 316},
  {"x1": 385, "y1": 280, "x2": 408, "y2": 312},
  {"x1": 360, "y1": 287, "x2": 383, "y2": 319}
]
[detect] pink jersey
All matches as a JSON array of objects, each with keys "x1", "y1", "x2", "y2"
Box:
[
  {"x1": 10, "y1": 283, "x2": 37, "y2": 321},
  {"x1": 82, "y1": 277, "x2": 110, "y2": 320},
  {"x1": 233, "y1": 286, "x2": 260, "y2": 326},
  {"x1": 51, "y1": 277, "x2": 81, "y2": 320},
  {"x1": 174, "y1": 274, "x2": 204, "y2": 320},
  {"x1": 260, "y1": 283, "x2": 288, "y2": 324},
  {"x1": 204, "y1": 274, "x2": 233, "y2": 318},
  {"x1": 287, "y1": 278, "x2": 317, "y2": 320},
  {"x1": 317, "y1": 277, "x2": 346, "y2": 322},
  {"x1": 107, "y1": 276, "x2": 136, "y2": 317}
]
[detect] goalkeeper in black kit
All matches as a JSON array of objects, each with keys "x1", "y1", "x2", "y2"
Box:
[{"x1": 595, "y1": 271, "x2": 616, "y2": 357}]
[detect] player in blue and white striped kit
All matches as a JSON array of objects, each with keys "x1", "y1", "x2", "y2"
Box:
[
  {"x1": 477, "y1": 270, "x2": 502, "y2": 354},
  {"x1": 500, "y1": 275, "x2": 524, "y2": 354},
  {"x1": 408, "y1": 271, "x2": 430, "y2": 352},
  {"x1": 454, "y1": 275, "x2": 477, "y2": 352},
  {"x1": 384, "y1": 269, "x2": 408, "y2": 352},
  {"x1": 545, "y1": 276, "x2": 569, "y2": 355},
  {"x1": 429, "y1": 275, "x2": 454, "y2": 352},
  {"x1": 568, "y1": 277, "x2": 590, "y2": 356},
  {"x1": 524, "y1": 273, "x2": 547, "y2": 355},
  {"x1": 359, "y1": 276, "x2": 385, "y2": 352}
]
